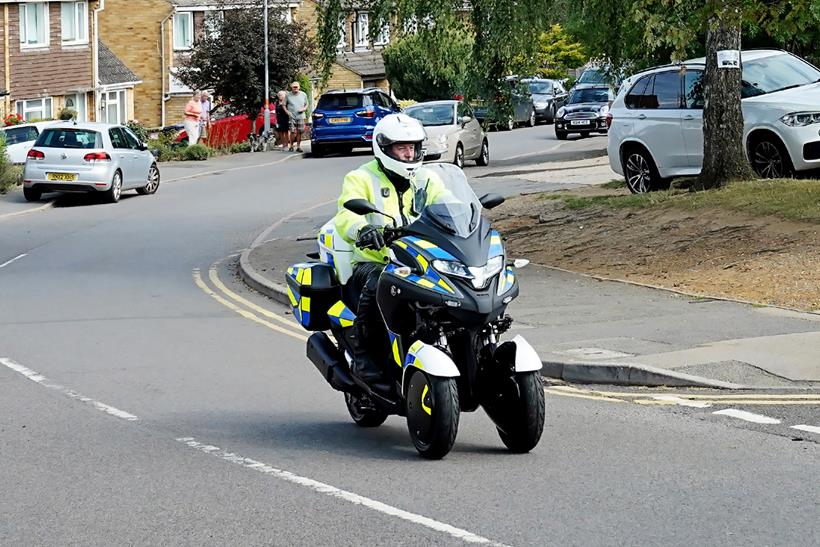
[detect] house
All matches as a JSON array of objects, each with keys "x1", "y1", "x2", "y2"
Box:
[{"x1": 0, "y1": 1, "x2": 98, "y2": 122}]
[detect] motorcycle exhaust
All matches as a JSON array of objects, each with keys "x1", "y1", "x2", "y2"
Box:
[{"x1": 306, "y1": 332, "x2": 358, "y2": 392}]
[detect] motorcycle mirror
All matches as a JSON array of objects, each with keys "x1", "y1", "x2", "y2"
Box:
[
  {"x1": 479, "y1": 193, "x2": 505, "y2": 209},
  {"x1": 344, "y1": 199, "x2": 380, "y2": 215},
  {"x1": 513, "y1": 258, "x2": 530, "y2": 268}
]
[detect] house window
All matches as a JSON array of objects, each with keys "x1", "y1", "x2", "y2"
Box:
[
  {"x1": 16, "y1": 97, "x2": 53, "y2": 121},
  {"x1": 374, "y1": 23, "x2": 389, "y2": 46},
  {"x1": 101, "y1": 90, "x2": 127, "y2": 125},
  {"x1": 19, "y1": 2, "x2": 49, "y2": 48},
  {"x1": 61, "y1": 1, "x2": 88, "y2": 44},
  {"x1": 354, "y1": 12, "x2": 369, "y2": 50},
  {"x1": 337, "y1": 15, "x2": 347, "y2": 50},
  {"x1": 173, "y1": 12, "x2": 193, "y2": 50},
  {"x1": 64, "y1": 93, "x2": 87, "y2": 122}
]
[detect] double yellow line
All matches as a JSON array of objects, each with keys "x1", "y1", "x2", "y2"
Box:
[
  {"x1": 193, "y1": 259, "x2": 308, "y2": 342},
  {"x1": 544, "y1": 384, "x2": 820, "y2": 406}
]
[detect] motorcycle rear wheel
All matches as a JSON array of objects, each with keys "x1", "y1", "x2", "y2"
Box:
[
  {"x1": 495, "y1": 371, "x2": 545, "y2": 453},
  {"x1": 345, "y1": 392, "x2": 388, "y2": 427},
  {"x1": 406, "y1": 369, "x2": 459, "y2": 460}
]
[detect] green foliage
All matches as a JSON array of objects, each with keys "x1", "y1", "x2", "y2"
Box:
[
  {"x1": 514, "y1": 24, "x2": 586, "y2": 79},
  {"x1": 182, "y1": 144, "x2": 212, "y2": 161},
  {"x1": 383, "y1": 26, "x2": 473, "y2": 101},
  {"x1": 58, "y1": 108, "x2": 77, "y2": 121},
  {"x1": 0, "y1": 137, "x2": 23, "y2": 194},
  {"x1": 126, "y1": 121, "x2": 148, "y2": 142},
  {"x1": 178, "y1": 2, "x2": 316, "y2": 118},
  {"x1": 230, "y1": 141, "x2": 251, "y2": 154}
]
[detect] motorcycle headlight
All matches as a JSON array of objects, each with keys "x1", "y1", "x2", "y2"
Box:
[
  {"x1": 556, "y1": 107, "x2": 566, "y2": 118},
  {"x1": 432, "y1": 259, "x2": 471, "y2": 279},
  {"x1": 432, "y1": 256, "x2": 504, "y2": 289},
  {"x1": 780, "y1": 112, "x2": 820, "y2": 127}
]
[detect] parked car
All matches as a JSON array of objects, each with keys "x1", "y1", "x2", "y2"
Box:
[
  {"x1": 176, "y1": 103, "x2": 268, "y2": 147},
  {"x1": 0, "y1": 121, "x2": 58, "y2": 164},
  {"x1": 473, "y1": 76, "x2": 536, "y2": 130},
  {"x1": 23, "y1": 122, "x2": 160, "y2": 203},
  {"x1": 404, "y1": 100, "x2": 490, "y2": 168},
  {"x1": 521, "y1": 78, "x2": 568, "y2": 124},
  {"x1": 607, "y1": 49, "x2": 820, "y2": 193},
  {"x1": 554, "y1": 84, "x2": 614, "y2": 139},
  {"x1": 310, "y1": 88, "x2": 400, "y2": 156}
]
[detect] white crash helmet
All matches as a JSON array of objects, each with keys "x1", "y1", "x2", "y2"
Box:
[{"x1": 373, "y1": 113, "x2": 426, "y2": 180}]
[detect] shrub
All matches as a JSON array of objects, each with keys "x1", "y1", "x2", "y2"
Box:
[
  {"x1": 182, "y1": 143, "x2": 211, "y2": 161},
  {"x1": 229, "y1": 141, "x2": 250, "y2": 154},
  {"x1": 126, "y1": 120, "x2": 148, "y2": 142},
  {"x1": 58, "y1": 108, "x2": 77, "y2": 120},
  {"x1": 3, "y1": 113, "x2": 23, "y2": 126},
  {"x1": 0, "y1": 138, "x2": 23, "y2": 194}
]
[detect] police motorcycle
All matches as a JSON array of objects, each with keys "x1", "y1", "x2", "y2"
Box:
[{"x1": 285, "y1": 163, "x2": 544, "y2": 459}]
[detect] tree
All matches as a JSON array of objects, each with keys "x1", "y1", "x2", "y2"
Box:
[
  {"x1": 178, "y1": 4, "x2": 315, "y2": 118},
  {"x1": 513, "y1": 24, "x2": 587, "y2": 79},
  {"x1": 383, "y1": 26, "x2": 473, "y2": 101}
]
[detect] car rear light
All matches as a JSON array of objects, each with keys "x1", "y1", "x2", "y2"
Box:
[
  {"x1": 83, "y1": 152, "x2": 112, "y2": 162},
  {"x1": 27, "y1": 149, "x2": 44, "y2": 160},
  {"x1": 364, "y1": 132, "x2": 373, "y2": 141},
  {"x1": 312, "y1": 112, "x2": 324, "y2": 119},
  {"x1": 355, "y1": 109, "x2": 375, "y2": 118},
  {"x1": 605, "y1": 113, "x2": 613, "y2": 129}
]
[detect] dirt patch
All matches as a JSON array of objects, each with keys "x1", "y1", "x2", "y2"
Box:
[{"x1": 491, "y1": 189, "x2": 820, "y2": 312}]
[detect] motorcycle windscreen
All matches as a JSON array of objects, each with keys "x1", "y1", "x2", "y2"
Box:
[{"x1": 414, "y1": 163, "x2": 481, "y2": 238}]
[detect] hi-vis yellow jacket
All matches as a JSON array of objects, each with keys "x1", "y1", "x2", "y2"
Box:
[{"x1": 333, "y1": 160, "x2": 447, "y2": 264}]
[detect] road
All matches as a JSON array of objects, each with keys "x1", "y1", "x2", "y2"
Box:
[{"x1": 1, "y1": 129, "x2": 817, "y2": 546}]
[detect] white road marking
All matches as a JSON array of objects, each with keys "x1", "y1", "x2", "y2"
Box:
[
  {"x1": 791, "y1": 424, "x2": 820, "y2": 435},
  {"x1": 0, "y1": 201, "x2": 54, "y2": 221},
  {"x1": 0, "y1": 358, "x2": 138, "y2": 421},
  {"x1": 712, "y1": 409, "x2": 781, "y2": 425},
  {"x1": 652, "y1": 395, "x2": 712, "y2": 408},
  {"x1": 177, "y1": 437, "x2": 508, "y2": 546},
  {"x1": 0, "y1": 253, "x2": 27, "y2": 269}
]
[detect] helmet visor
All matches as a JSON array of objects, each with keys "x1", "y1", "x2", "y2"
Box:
[{"x1": 378, "y1": 140, "x2": 424, "y2": 163}]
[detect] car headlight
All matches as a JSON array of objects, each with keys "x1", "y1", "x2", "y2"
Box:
[
  {"x1": 599, "y1": 105, "x2": 609, "y2": 117},
  {"x1": 780, "y1": 112, "x2": 820, "y2": 127},
  {"x1": 556, "y1": 107, "x2": 566, "y2": 118},
  {"x1": 436, "y1": 134, "x2": 448, "y2": 145},
  {"x1": 433, "y1": 256, "x2": 504, "y2": 289},
  {"x1": 534, "y1": 101, "x2": 548, "y2": 109}
]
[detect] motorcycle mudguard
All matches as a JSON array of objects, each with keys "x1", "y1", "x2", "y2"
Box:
[
  {"x1": 495, "y1": 335, "x2": 543, "y2": 372},
  {"x1": 401, "y1": 341, "x2": 460, "y2": 387}
]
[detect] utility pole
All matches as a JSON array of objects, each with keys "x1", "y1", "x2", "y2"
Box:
[{"x1": 263, "y1": 0, "x2": 271, "y2": 134}]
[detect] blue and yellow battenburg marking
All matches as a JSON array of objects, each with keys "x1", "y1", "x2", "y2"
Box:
[
  {"x1": 403, "y1": 340, "x2": 426, "y2": 370},
  {"x1": 317, "y1": 230, "x2": 336, "y2": 268},
  {"x1": 389, "y1": 331, "x2": 404, "y2": 367},
  {"x1": 488, "y1": 230, "x2": 503, "y2": 258},
  {"x1": 286, "y1": 264, "x2": 317, "y2": 328},
  {"x1": 497, "y1": 266, "x2": 516, "y2": 294},
  {"x1": 388, "y1": 237, "x2": 456, "y2": 295},
  {"x1": 327, "y1": 300, "x2": 356, "y2": 328}
]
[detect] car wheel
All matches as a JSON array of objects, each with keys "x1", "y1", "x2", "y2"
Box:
[
  {"x1": 528, "y1": 109, "x2": 536, "y2": 127},
  {"x1": 453, "y1": 143, "x2": 465, "y2": 169},
  {"x1": 23, "y1": 187, "x2": 42, "y2": 202},
  {"x1": 105, "y1": 170, "x2": 123, "y2": 203},
  {"x1": 555, "y1": 130, "x2": 568, "y2": 140},
  {"x1": 311, "y1": 143, "x2": 325, "y2": 157},
  {"x1": 623, "y1": 148, "x2": 660, "y2": 194},
  {"x1": 476, "y1": 139, "x2": 490, "y2": 166},
  {"x1": 750, "y1": 136, "x2": 794, "y2": 178},
  {"x1": 548, "y1": 105, "x2": 556, "y2": 125},
  {"x1": 136, "y1": 164, "x2": 160, "y2": 195}
]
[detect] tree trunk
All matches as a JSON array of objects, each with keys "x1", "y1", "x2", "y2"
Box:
[{"x1": 696, "y1": 15, "x2": 756, "y2": 190}]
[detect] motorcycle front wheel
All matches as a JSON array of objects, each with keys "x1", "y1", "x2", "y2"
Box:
[
  {"x1": 494, "y1": 371, "x2": 545, "y2": 453},
  {"x1": 405, "y1": 369, "x2": 459, "y2": 460}
]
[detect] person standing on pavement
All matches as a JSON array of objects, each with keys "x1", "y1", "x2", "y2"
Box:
[
  {"x1": 285, "y1": 81, "x2": 308, "y2": 152},
  {"x1": 199, "y1": 91, "x2": 212, "y2": 145},
  {"x1": 275, "y1": 90, "x2": 290, "y2": 150},
  {"x1": 184, "y1": 91, "x2": 203, "y2": 145}
]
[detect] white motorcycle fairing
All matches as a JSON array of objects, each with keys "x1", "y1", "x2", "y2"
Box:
[{"x1": 401, "y1": 340, "x2": 460, "y2": 387}]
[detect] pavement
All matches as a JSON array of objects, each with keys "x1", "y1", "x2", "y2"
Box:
[{"x1": 239, "y1": 157, "x2": 820, "y2": 391}]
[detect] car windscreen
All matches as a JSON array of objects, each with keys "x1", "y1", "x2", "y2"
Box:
[
  {"x1": 1, "y1": 126, "x2": 40, "y2": 145},
  {"x1": 404, "y1": 104, "x2": 455, "y2": 126},
  {"x1": 569, "y1": 88, "x2": 611, "y2": 104},
  {"x1": 578, "y1": 69, "x2": 607, "y2": 84},
  {"x1": 740, "y1": 53, "x2": 820, "y2": 96},
  {"x1": 317, "y1": 94, "x2": 365, "y2": 110},
  {"x1": 528, "y1": 82, "x2": 553, "y2": 94},
  {"x1": 35, "y1": 128, "x2": 102, "y2": 149}
]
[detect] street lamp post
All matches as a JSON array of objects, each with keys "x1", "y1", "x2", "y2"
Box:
[{"x1": 263, "y1": 0, "x2": 271, "y2": 134}]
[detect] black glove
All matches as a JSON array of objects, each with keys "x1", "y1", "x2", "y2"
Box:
[{"x1": 356, "y1": 224, "x2": 386, "y2": 250}]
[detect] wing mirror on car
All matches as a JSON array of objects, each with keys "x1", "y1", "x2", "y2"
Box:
[
  {"x1": 459, "y1": 115, "x2": 472, "y2": 126},
  {"x1": 479, "y1": 193, "x2": 505, "y2": 209}
]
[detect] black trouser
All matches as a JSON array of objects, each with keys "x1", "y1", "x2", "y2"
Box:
[{"x1": 348, "y1": 262, "x2": 388, "y2": 364}]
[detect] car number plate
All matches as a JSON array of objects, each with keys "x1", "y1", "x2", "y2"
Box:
[
  {"x1": 570, "y1": 120, "x2": 591, "y2": 125},
  {"x1": 47, "y1": 172, "x2": 78, "y2": 181},
  {"x1": 329, "y1": 117, "x2": 352, "y2": 124}
]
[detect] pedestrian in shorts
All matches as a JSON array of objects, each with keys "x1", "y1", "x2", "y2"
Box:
[
  {"x1": 276, "y1": 91, "x2": 290, "y2": 149},
  {"x1": 286, "y1": 81, "x2": 308, "y2": 153}
]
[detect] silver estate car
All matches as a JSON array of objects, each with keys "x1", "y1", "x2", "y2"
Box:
[{"x1": 23, "y1": 122, "x2": 160, "y2": 203}]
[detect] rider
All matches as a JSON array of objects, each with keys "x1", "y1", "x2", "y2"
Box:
[{"x1": 333, "y1": 113, "x2": 445, "y2": 391}]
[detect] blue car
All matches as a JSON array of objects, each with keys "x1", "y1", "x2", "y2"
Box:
[{"x1": 310, "y1": 88, "x2": 400, "y2": 157}]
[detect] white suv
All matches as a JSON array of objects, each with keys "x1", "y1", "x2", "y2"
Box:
[{"x1": 607, "y1": 49, "x2": 820, "y2": 193}]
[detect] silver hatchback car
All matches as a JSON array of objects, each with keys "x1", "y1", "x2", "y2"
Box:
[{"x1": 23, "y1": 122, "x2": 160, "y2": 203}]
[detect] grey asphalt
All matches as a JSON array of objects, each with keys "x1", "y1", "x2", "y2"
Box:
[{"x1": 1, "y1": 138, "x2": 819, "y2": 546}]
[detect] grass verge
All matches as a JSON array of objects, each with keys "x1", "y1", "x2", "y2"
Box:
[{"x1": 554, "y1": 179, "x2": 820, "y2": 223}]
